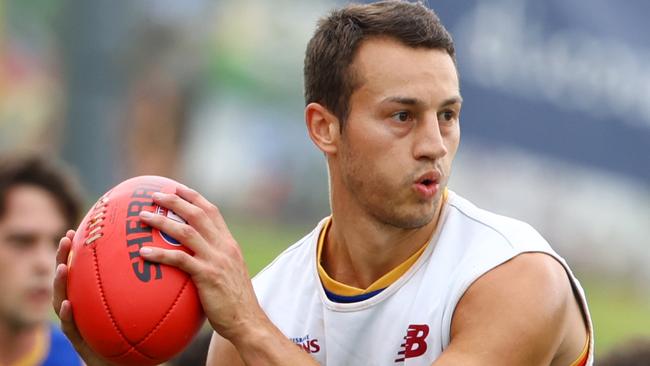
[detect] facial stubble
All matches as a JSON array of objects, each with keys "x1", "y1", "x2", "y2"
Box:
[{"x1": 339, "y1": 141, "x2": 439, "y2": 230}]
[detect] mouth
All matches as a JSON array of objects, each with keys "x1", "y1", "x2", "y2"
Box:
[
  {"x1": 415, "y1": 171, "x2": 440, "y2": 185},
  {"x1": 413, "y1": 171, "x2": 441, "y2": 199},
  {"x1": 27, "y1": 287, "x2": 52, "y2": 303}
]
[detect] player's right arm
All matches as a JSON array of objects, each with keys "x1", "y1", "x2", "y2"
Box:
[
  {"x1": 137, "y1": 187, "x2": 320, "y2": 366},
  {"x1": 54, "y1": 223, "x2": 318, "y2": 366}
]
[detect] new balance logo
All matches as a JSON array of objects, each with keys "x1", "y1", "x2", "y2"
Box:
[{"x1": 394, "y1": 324, "x2": 429, "y2": 363}]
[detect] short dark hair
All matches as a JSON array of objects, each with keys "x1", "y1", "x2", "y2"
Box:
[
  {"x1": 304, "y1": 0, "x2": 456, "y2": 127},
  {"x1": 0, "y1": 153, "x2": 84, "y2": 229}
]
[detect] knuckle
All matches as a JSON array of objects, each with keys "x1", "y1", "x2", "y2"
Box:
[
  {"x1": 157, "y1": 193, "x2": 176, "y2": 206},
  {"x1": 148, "y1": 213, "x2": 163, "y2": 224},
  {"x1": 179, "y1": 225, "x2": 198, "y2": 240},
  {"x1": 206, "y1": 203, "x2": 220, "y2": 217},
  {"x1": 186, "y1": 188, "x2": 200, "y2": 200},
  {"x1": 223, "y1": 242, "x2": 243, "y2": 262},
  {"x1": 171, "y1": 251, "x2": 190, "y2": 267},
  {"x1": 200, "y1": 267, "x2": 218, "y2": 284},
  {"x1": 186, "y1": 206, "x2": 205, "y2": 222},
  {"x1": 167, "y1": 194, "x2": 180, "y2": 205}
]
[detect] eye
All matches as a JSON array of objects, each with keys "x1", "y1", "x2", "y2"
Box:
[
  {"x1": 6, "y1": 234, "x2": 36, "y2": 251},
  {"x1": 391, "y1": 111, "x2": 413, "y2": 123},
  {"x1": 439, "y1": 110, "x2": 457, "y2": 123}
]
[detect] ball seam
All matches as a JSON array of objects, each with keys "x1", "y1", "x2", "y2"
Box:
[
  {"x1": 93, "y1": 247, "x2": 156, "y2": 361},
  {"x1": 133, "y1": 279, "x2": 191, "y2": 347},
  {"x1": 110, "y1": 277, "x2": 193, "y2": 360}
]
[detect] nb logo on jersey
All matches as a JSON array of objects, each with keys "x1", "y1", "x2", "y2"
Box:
[{"x1": 394, "y1": 324, "x2": 429, "y2": 363}]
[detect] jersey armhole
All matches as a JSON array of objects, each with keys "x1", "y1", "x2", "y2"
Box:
[{"x1": 569, "y1": 333, "x2": 590, "y2": 366}]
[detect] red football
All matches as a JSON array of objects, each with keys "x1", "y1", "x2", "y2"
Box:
[{"x1": 67, "y1": 176, "x2": 205, "y2": 365}]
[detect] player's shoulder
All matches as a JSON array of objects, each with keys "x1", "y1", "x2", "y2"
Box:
[
  {"x1": 455, "y1": 252, "x2": 578, "y2": 338},
  {"x1": 448, "y1": 252, "x2": 578, "y2": 365},
  {"x1": 42, "y1": 324, "x2": 82, "y2": 366},
  {"x1": 478, "y1": 252, "x2": 573, "y2": 300},
  {"x1": 445, "y1": 190, "x2": 549, "y2": 251}
]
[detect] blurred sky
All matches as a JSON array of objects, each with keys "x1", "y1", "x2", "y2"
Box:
[{"x1": 0, "y1": 0, "x2": 649, "y2": 289}]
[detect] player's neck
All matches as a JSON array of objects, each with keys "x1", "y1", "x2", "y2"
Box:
[
  {"x1": 325, "y1": 191, "x2": 443, "y2": 290},
  {"x1": 0, "y1": 322, "x2": 45, "y2": 364}
]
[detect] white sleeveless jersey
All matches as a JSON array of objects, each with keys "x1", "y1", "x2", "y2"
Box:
[{"x1": 252, "y1": 191, "x2": 594, "y2": 365}]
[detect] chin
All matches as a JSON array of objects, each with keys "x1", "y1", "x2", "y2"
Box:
[
  {"x1": 401, "y1": 214, "x2": 435, "y2": 229},
  {"x1": 378, "y1": 209, "x2": 435, "y2": 229},
  {"x1": 18, "y1": 306, "x2": 49, "y2": 325}
]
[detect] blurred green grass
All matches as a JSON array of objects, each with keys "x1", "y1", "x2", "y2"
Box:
[
  {"x1": 230, "y1": 220, "x2": 307, "y2": 275},
  {"x1": 583, "y1": 279, "x2": 650, "y2": 356},
  {"x1": 231, "y1": 220, "x2": 650, "y2": 357}
]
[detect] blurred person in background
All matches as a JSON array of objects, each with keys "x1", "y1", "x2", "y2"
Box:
[
  {"x1": 0, "y1": 153, "x2": 83, "y2": 365},
  {"x1": 54, "y1": 1, "x2": 594, "y2": 365},
  {"x1": 123, "y1": 68, "x2": 190, "y2": 179},
  {"x1": 120, "y1": 22, "x2": 195, "y2": 179}
]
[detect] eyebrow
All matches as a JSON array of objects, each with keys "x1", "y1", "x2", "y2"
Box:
[
  {"x1": 441, "y1": 95, "x2": 463, "y2": 107},
  {"x1": 381, "y1": 95, "x2": 463, "y2": 108}
]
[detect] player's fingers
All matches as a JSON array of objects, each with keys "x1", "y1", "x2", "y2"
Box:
[
  {"x1": 56, "y1": 236, "x2": 72, "y2": 267},
  {"x1": 66, "y1": 229, "x2": 75, "y2": 241},
  {"x1": 176, "y1": 186, "x2": 228, "y2": 232},
  {"x1": 58, "y1": 301, "x2": 85, "y2": 349},
  {"x1": 59, "y1": 301, "x2": 87, "y2": 349},
  {"x1": 139, "y1": 210, "x2": 208, "y2": 254},
  {"x1": 151, "y1": 192, "x2": 218, "y2": 243},
  {"x1": 60, "y1": 300, "x2": 109, "y2": 366},
  {"x1": 53, "y1": 263, "x2": 68, "y2": 317},
  {"x1": 59, "y1": 300, "x2": 76, "y2": 329},
  {"x1": 139, "y1": 247, "x2": 201, "y2": 276}
]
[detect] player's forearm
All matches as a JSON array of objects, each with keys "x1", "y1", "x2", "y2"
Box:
[{"x1": 228, "y1": 318, "x2": 319, "y2": 366}]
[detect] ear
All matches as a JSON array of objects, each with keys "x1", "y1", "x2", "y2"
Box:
[{"x1": 305, "y1": 102, "x2": 340, "y2": 155}]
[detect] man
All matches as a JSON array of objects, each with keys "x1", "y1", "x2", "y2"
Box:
[
  {"x1": 0, "y1": 153, "x2": 83, "y2": 365},
  {"x1": 54, "y1": 1, "x2": 594, "y2": 365}
]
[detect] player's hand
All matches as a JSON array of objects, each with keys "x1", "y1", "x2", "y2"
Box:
[
  {"x1": 138, "y1": 186, "x2": 269, "y2": 344},
  {"x1": 53, "y1": 230, "x2": 115, "y2": 366}
]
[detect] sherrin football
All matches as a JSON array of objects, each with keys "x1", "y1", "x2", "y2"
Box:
[{"x1": 67, "y1": 176, "x2": 205, "y2": 365}]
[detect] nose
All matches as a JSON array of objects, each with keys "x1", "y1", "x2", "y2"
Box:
[
  {"x1": 33, "y1": 240, "x2": 56, "y2": 276},
  {"x1": 412, "y1": 113, "x2": 448, "y2": 161}
]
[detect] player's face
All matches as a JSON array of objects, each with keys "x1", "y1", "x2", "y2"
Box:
[
  {"x1": 338, "y1": 37, "x2": 461, "y2": 228},
  {"x1": 0, "y1": 185, "x2": 66, "y2": 329}
]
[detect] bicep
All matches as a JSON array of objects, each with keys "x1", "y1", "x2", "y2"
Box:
[
  {"x1": 432, "y1": 253, "x2": 573, "y2": 366},
  {"x1": 206, "y1": 331, "x2": 246, "y2": 366}
]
